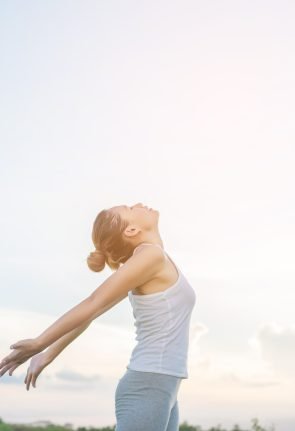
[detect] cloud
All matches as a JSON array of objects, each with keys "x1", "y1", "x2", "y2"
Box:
[
  {"x1": 0, "y1": 369, "x2": 102, "y2": 391},
  {"x1": 189, "y1": 322, "x2": 209, "y2": 343},
  {"x1": 55, "y1": 369, "x2": 102, "y2": 383},
  {"x1": 218, "y1": 371, "x2": 280, "y2": 388},
  {"x1": 251, "y1": 322, "x2": 295, "y2": 381},
  {"x1": 43, "y1": 371, "x2": 102, "y2": 391}
]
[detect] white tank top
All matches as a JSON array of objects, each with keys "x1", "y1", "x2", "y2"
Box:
[{"x1": 126, "y1": 243, "x2": 196, "y2": 379}]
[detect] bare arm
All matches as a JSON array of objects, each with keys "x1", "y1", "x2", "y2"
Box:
[
  {"x1": 0, "y1": 245, "x2": 165, "y2": 375},
  {"x1": 35, "y1": 246, "x2": 165, "y2": 351},
  {"x1": 44, "y1": 319, "x2": 92, "y2": 363}
]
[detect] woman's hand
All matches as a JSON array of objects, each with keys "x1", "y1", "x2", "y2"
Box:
[
  {"x1": 24, "y1": 352, "x2": 52, "y2": 391},
  {"x1": 0, "y1": 338, "x2": 42, "y2": 378}
]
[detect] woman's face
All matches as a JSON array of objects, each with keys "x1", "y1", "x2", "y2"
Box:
[{"x1": 112, "y1": 202, "x2": 159, "y2": 234}]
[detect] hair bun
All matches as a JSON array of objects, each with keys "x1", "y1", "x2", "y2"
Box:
[{"x1": 87, "y1": 249, "x2": 106, "y2": 272}]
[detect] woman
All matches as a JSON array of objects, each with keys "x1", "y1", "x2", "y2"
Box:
[{"x1": 0, "y1": 202, "x2": 196, "y2": 431}]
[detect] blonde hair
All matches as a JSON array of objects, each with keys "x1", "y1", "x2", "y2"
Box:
[{"x1": 87, "y1": 208, "x2": 133, "y2": 272}]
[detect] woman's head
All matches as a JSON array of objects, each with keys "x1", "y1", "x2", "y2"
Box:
[{"x1": 87, "y1": 202, "x2": 160, "y2": 272}]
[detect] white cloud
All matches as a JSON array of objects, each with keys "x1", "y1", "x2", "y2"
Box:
[{"x1": 251, "y1": 322, "x2": 295, "y2": 381}]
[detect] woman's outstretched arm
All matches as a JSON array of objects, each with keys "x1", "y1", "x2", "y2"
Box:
[
  {"x1": 0, "y1": 245, "x2": 165, "y2": 375},
  {"x1": 33, "y1": 245, "x2": 164, "y2": 350}
]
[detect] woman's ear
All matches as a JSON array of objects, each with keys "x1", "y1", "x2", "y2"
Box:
[{"x1": 123, "y1": 225, "x2": 141, "y2": 238}]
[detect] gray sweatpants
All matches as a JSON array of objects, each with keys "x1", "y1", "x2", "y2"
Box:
[{"x1": 115, "y1": 368, "x2": 183, "y2": 431}]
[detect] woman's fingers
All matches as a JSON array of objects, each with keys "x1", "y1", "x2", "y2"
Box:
[
  {"x1": 1, "y1": 348, "x2": 19, "y2": 363},
  {"x1": 0, "y1": 361, "x2": 19, "y2": 377},
  {"x1": 1, "y1": 351, "x2": 46, "y2": 390},
  {"x1": 24, "y1": 371, "x2": 38, "y2": 390},
  {"x1": 0, "y1": 363, "x2": 11, "y2": 377},
  {"x1": 31, "y1": 373, "x2": 38, "y2": 388},
  {"x1": 0, "y1": 362, "x2": 22, "y2": 378},
  {"x1": 0, "y1": 355, "x2": 13, "y2": 370},
  {"x1": 1, "y1": 338, "x2": 39, "y2": 372},
  {"x1": 8, "y1": 363, "x2": 19, "y2": 376},
  {"x1": 26, "y1": 371, "x2": 33, "y2": 391},
  {"x1": 0, "y1": 351, "x2": 21, "y2": 370}
]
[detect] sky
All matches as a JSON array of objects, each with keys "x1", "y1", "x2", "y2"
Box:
[{"x1": 0, "y1": 0, "x2": 295, "y2": 430}]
